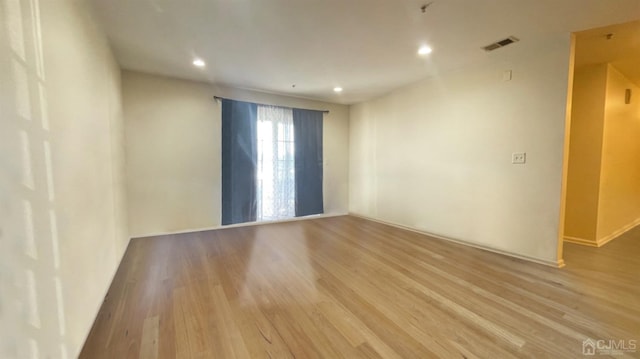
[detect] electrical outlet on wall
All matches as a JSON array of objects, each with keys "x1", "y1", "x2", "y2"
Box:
[{"x1": 512, "y1": 152, "x2": 526, "y2": 164}]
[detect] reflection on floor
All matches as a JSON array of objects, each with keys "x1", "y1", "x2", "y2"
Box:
[{"x1": 80, "y1": 216, "x2": 640, "y2": 358}]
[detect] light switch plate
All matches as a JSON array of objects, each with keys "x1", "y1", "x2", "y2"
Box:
[{"x1": 512, "y1": 152, "x2": 526, "y2": 164}]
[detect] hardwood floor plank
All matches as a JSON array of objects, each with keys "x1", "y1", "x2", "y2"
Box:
[
  {"x1": 214, "y1": 253, "x2": 295, "y2": 358},
  {"x1": 80, "y1": 216, "x2": 640, "y2": 358},
  {"x1": 325, "y1": 222, "x2": 588, "y2": 350},
  {"x1": 139, "y1": 316, "x2": 159, "y2": 359}
]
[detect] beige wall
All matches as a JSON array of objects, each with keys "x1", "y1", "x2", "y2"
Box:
[
  {"x1": 597, "y1": 66, "x2": 640, "y2": 240},
  {"x1": 350, "y1": 36, "x2": 572, "y2": 265},
  {"x1": 0, "y1": 0, "x2": 128, "y2": 357},
  {"x1": 564, "y1": 64, "x2": 608, "y2": 241},
  {"x1": 564, "y1": 64, "x2": 640, "y2": 245},
  {"x1": 123, "y1": 71, "x2": 350, "y2": 237}
]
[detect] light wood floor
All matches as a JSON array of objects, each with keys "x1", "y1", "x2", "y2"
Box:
[{"x1": 80, "y1": 216, "x2": 640, "y2": 358}]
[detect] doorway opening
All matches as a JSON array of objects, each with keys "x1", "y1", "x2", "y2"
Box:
[{"x1": 559, "y1": 20, "x2": 640, "y2": 263}]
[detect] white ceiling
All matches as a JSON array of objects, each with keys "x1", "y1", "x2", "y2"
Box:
[
  {"x1": 90, "y1": 0, "x2": 640, "y2": 104},
  {"x1": 575, "y1": 20, "x2": 640, "y2": 87}
]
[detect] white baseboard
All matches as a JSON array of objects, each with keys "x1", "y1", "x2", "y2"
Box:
[
  {"x1": 563, "y1": 236, "x2": 599, "y2": 247},
  {"x1": 596, "y1": 217, "x2": 640, "y2": 247},
  {"x1": 350, "y1": 213, "x2": 565, "y2": 268},
  {"x1": 564, "y1": 217, "x2": 640, "y2": 248},
  {"x1": 131, "y1": 212, "x2": 348, "y2": 239}
]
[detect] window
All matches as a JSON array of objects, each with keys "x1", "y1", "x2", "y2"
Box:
[
  {"x1": 221, "y1": 98, "x2": 323, "y2": 225},
  {"x1": 256, "y1": 106, "x2": 295, "y2": 221}
]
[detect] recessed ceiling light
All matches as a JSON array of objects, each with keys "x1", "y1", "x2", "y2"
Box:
[
  {"x1": 418, "y1": 45, "x2": 433, "y2": 56},
  {"x1": 193, "y1": 58, "x2": 206, "y2": 67},
  {"x1": 333, "y1": 87, "x2": 343, "y2": 93}
]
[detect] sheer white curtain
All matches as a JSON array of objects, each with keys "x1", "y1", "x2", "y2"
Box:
[{"x1": 256, "y1": 105, "x2": 295, "y2": 221}]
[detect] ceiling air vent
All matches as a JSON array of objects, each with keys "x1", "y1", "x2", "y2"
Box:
[{"x1": 482, "y1": 36, "x2": 519, "y2": 52}]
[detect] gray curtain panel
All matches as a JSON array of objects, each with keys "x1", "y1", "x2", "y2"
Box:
[
  {"x1": 221, "y1": 99, "x2": 258, "y2": 225},
  {"x1": 293, "y1": 109, "x2": 324, "y2": 217}
]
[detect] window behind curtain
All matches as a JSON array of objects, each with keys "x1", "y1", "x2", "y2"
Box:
[
  {"x1": 256, "y1": 106, "x2": 295, "y2": 221},
  {"x1": 221, "y1": 99, "x2": 323, "y2": 225}
]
